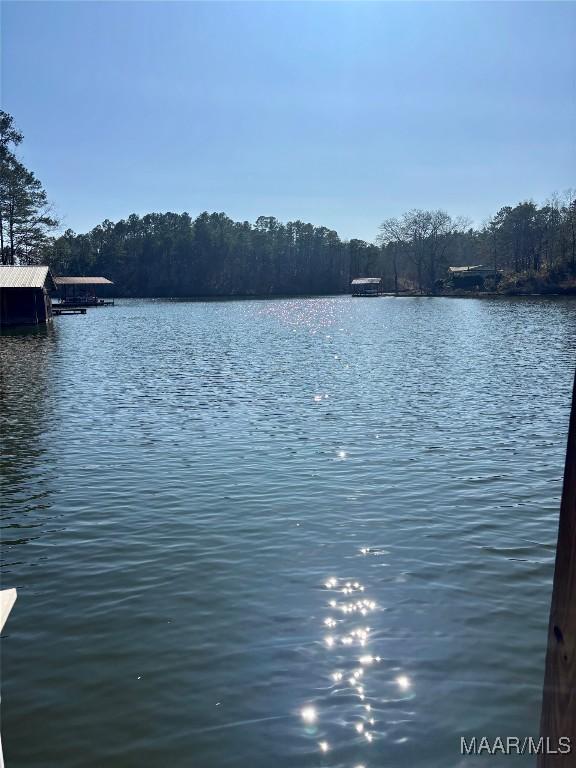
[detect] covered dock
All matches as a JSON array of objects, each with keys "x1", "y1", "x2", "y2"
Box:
[
  {"x1": 447, "y1": 265, "x2": 500, "y2": 290},
  {"x1": 351, "y1": 277, "x2": 383, "y2": 297},
  {"x1": 54, "y1": 276, "x2": 114, "y2": 306}
]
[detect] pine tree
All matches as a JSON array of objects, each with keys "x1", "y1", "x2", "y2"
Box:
[{"x1": 0, "y1": 111, "x2": 58, "y2": 265}]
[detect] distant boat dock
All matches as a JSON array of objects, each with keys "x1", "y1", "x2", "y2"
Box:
[
  {"x1": 53, "y1": 276, "x2": 114, "y2": 308},
  {"x1": 351, "y1": 277, "x2": 383, "y2": 296}
]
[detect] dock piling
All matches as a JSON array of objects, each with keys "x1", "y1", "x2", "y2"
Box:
[{"x1": 539, "y1": 369, "x2": 576, "y2": 761}]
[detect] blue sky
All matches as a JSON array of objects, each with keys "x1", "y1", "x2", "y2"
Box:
[{"x1": 2, "y1": 1, "x2": 575, "y2": 241}]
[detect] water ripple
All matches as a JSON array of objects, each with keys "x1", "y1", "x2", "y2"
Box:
[{"x1": 0, "y1": 296, "x2": 574, "y2": 768}]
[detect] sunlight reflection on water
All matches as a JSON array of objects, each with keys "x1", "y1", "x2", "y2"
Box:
[{"x1": 300, "y1": 571, "x2": 412, "y2": 766}]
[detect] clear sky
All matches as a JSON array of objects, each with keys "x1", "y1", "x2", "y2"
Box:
[{"x1": 2, "y1": 1, "x2": 575, "y2": 242}]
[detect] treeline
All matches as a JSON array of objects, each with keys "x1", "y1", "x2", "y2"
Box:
[
  {"x1": 44, "y1": 196, "x2": 576, "y2": 296},
  {"x1": 46, "y1": 213, "x2": 350, "y2": 296}
]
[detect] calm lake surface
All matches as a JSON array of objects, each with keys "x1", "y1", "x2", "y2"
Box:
[{"x1": 1, "y1": 296, "x2": 575, "y2": 768}]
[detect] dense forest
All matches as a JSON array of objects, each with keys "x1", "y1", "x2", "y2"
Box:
[
  {"x1": 47, "y1": 213, "x2": 350, "y2": 297},
  {"x1": 2, "y1": 110, "x2": 575, "y2": 296}
]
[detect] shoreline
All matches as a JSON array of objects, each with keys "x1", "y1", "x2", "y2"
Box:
[{"x1": 101, "y1": 290, "x2": 576, "y2": 301}]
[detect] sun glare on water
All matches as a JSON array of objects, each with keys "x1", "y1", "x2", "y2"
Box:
[{"x1": 301, "y1": 706, "x2": 317, "y2": 725}]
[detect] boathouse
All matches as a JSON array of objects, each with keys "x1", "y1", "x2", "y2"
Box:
[
  {"x1": 351, "y1": 277, "x2": 383, "y2": 296},
  {"x1": 447, "y1": 265, "x2": 500, "y2": 290},
  {"x1": 54, "y1": 276, "x2": 114, "y2": 306},
  {"x1": 0, "y1": 265, "x2": 57, "y2": 326}
]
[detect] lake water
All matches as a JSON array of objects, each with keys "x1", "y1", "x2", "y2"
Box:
[{"x1": 1, "y1": 296, "x2": 575, "y2": 768}]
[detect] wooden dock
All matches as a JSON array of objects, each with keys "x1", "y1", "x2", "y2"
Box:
[
  {"x1": 57, "y1": 299, "x2": 115, "y2": 307},
  {"x1": 52, "y1": 306, "x2": 87, "y2": 316}
]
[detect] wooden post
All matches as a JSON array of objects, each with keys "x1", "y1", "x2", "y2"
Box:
[{"x1": 539, "y1": 369, "x2": 576, "y2": 762}]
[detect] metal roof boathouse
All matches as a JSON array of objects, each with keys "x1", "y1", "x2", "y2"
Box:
[
  {"x1": 351, "y1": 277, "x2": 383, "y2": 297},
  {"x1": 0, "y1": 266, "x2": 57, "y2": 326}
]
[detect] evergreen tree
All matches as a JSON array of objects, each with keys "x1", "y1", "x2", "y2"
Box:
[{"x1": 0, "y1": 111, "x2": 58, "y2": 264}]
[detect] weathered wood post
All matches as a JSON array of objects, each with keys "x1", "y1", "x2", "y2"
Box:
[{"x1": 539, "y1": 370, "x2": 576, "y2": 763}]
